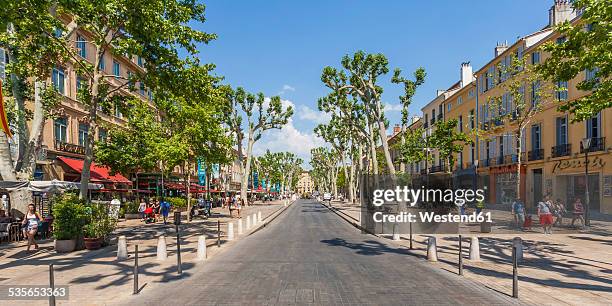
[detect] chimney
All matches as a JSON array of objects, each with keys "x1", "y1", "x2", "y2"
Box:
[
  {"x1": 494, "y1": 41, "x2": 509, "y2": 57},
  {"x1": 460, "y1": 62, "x2": 472, "y2": 88},
  {"x1": 436, "y1": 89, "x2": 445, "y2": 97},
  {"x1": 393, "y1": 124, "x2": 401, "y2": 134},
  {"x1": 549, "y1": 0, "x2": 576, "y2": 27}
]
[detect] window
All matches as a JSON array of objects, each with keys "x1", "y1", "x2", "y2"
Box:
[
  {"x1": 585, "y1": 67, "x2": 599, "y2": 82},
  {"x1": 458, "y1": 115, "x2": 463, "y2": 132},
  {"x1": 99, "y1": 57, "x2": 106, "y2": 71},
  {"x1": 113, "y1": 60, "x2": 120, "y2": 78},
  {"x1": 468, "y1": 89, "x2": 474, "y2": 99},
  {"x1": 556, "y1": 36, "x2": 566, "y2": 44},
  {"x1": 115, "y1": 103, "x2": 123, "y2": 118},
  {"x1": 531, "y1": 52, "x2": 540, "y2": 65},
  {"x1": 148, "y1": 89, "x2": 153, "y2": 101},
  {"x1": 0, "y1": 48, "x2": 5, "y2": 81},
  {"x1": 127, "y1": 71, "x2": 134, "y2": 88},
  {"x1": 556, "y1": 116, "x2": 567, "y2": 145},
  {"x1": 431, "y1": 109, "x2": 435, "y2": 123},
  {"x1": 447, "y1": 103, "x2": 451, "y2": 112},
  {"x1": 137, "y1": 56, "x2": 143, "y2": 67},
  {"x1": 54, "y1": 118, "x2": 68, "y2": 143},
  {"x1": 140, "y1": 82, "x2": 145, "y2": 95},
  {"x1": 470, "y1": 143, "x2": 475, "y2": 163},
  {"x1": 53, "y1": 27, "x2": 62, "y2": 38},
  {"x1": 556, "y1": 81, "x2": 568, "y2": 100},
  {"x1": 76, "y1": 35, "x2": 86, "y2": 58},
  {"x1": 98, "y1": 128, "x2": 107, "y2": 142},
  {"x1": 531, "y1": 124, "x2": 541, "y2": 150},
  {"x1": 469, "y1": 109, "x2": 475, "y2": 129},
  {"x1": 52, "y1": 67, "x2": 65, "y2": 94},
  {"x1": 586, "y1": 112, "x2": 601, "y2": 139},
  {"x1": 531, "y1": 81, "x2": 541, "y2": 107},
  {"x1": 78, "y1": 123, "x2": 89, "y2": 146},
  {"x1": 457, "y1": 96, "x2": 463, "y2": 105}
]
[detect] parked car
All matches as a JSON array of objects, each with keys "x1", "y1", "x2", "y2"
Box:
[{"x1": 323, "y1": 193, "x2": 332, "y2": 201}]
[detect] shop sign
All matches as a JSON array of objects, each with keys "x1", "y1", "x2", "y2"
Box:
[{"x1": 552, "y1": 156, "x2": 605, "y2": 174}]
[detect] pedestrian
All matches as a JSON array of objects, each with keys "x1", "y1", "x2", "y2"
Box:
[
  {"x1": 21, "y1": 204, "x2": 42, "y2": 251},
  {"x1": 552, "y1": 198, "x2": 566, "y2": 227},
  {"x1": 0, "y1": 209, "x2": 11, "y2": 223},
  {"x1": 512, "y1": 198, "x2": 526, "y2": 230},
  {"x1": 571, "y1": 197, "x2": 585, "y2": 228},
  {"x1": 537, "y1": 197, "x2": 554, "y2": 234},
  {"x1": 476, "y1": 199, "x2": 485, "y2": 214},
  {"x1": 153, "y1": 200, "x2": 161, "y2": 222},
  {"x1": 160, "y1": 199, "x2": 171, "y2": 224},
  {"x1": 138, "y1": 200, "x2": 147, "y2": 221}
]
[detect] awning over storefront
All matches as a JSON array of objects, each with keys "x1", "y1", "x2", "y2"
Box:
[{"x1": 57, "y1": 157, "x2": 132, "y2": 184}]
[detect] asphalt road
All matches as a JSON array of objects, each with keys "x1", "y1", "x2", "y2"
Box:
[{"x1": 127, "y1": 199, "x2": 521, "y2": 305}]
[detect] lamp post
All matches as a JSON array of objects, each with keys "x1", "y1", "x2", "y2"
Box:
[{"x1": 581, "y1": 138, "x2": 591, "y2": 227}]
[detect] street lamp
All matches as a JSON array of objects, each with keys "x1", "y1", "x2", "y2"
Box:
[{"x1": 581, "y1": 138, "x2": 591, "y2": 227}]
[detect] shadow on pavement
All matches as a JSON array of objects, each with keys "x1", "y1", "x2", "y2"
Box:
[{"x1": 320, "y1": 238, "x2": 408, "y2": 256}]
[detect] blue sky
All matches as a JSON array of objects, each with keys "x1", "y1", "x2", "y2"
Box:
[{"x1": 193, "y1": 0, "x2": 553, "y2": 165}]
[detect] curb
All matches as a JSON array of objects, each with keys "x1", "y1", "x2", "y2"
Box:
[
  {"x1": 319, "y1": 200, "x2": 380, "y2": 237},
  {"x1": 249, "y1": 200, "x2": 295, "y2": 235}
]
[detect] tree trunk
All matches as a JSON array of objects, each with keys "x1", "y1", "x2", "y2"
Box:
[
  {"x1": 18, "y1": 81, "x2": 46, "y2": 178},
  {"x1": 0, "y1": 133, "x2": 16, "y2": 180},
  {"x1": 517, "y1": 130, "x2": 523, "y2": 202},
  {"x1": 368, "y1": 123, "x2": 378, "y2": 175},
  {"x1": 377, "y1": 119, "x2": 395, "y2": 175},
  {"x1": 240, "y1": 134, "x2": 254, "y2": 204}
]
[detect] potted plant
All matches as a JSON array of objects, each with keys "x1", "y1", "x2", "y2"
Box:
[
  {"x1": 52, "y1": 194, "x2": 86, "y2": 253},
  {"x1": 84, "y1": 203, "x2": 117, "y2": 250},
  {"x1": 124, "y1": 201, "x2": 141, "y2": 220}
]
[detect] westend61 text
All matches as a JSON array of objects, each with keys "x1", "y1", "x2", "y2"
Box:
[{"x1": 372, "y1": 211, "x2": 492, "y2": 223}]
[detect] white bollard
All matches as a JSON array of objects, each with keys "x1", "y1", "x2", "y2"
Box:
[
  {"x1": 258, "y1": 211, "x2": 262, "y2": 223},
  {"x1": 117, "y1": 235, "x2": 128, "y2": 260},
  {"x1": 427, "y1": 237, "x2": 438, "y2": 262},
  {"x1": 156, "y1": 235, "x2": 167, "y2": 261},
  {"x1": 197, "y1": 235, "x2": 207, "y2": 260},
  {"x1": 246, "y1": 215, "x2": 251, "y2": 229},
  {"x1": 227, "y1": 222, "x2": 234, "y2": 241},
  {"x1": 513, "y1": 237, "x2": 523, "y2": 263},
  {"x1": 252, "y1": 213, "x2": 258, "y2": 226},
  {"x1": 238, "y1": 218, "x2": 243, "y2": 235},
  {"x1": 392, "y1": 224, "x2": 400, "y2": 241},
  {"x1": 284, "y1": 200, "x2": 287, "y2": 207},
  {"x1": 469, "y1": 236, "x2": 480, "y2": 261}
]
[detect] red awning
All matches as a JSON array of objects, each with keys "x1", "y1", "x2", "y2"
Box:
[{"x1": 58, "y1": 157, "x2": 132, "y2": 184}]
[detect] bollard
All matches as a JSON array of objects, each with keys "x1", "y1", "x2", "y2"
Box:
[
  {"x1": 174, "y1": 211, "x2": 182, "y2": 276},
  {"x1": 227, "y1": 222, "x2": 234, "y2": 241},
  {"x1": 252, "y1": 213, "x2": 257, "y2": 226},
  {"x1": 133, "y1": 245, "x2": 139, "y2": 295},
  {"x1": 49, "y1": 264, "x2": 56, "y2": 306},
  {"x1": 117, "y1": 236, "x2": 128, "y2": 260},
  {"x1": 458, "y1": 235, "x2": 463, "y2": 276},
  {"x1": 409, "y1": 222, "x2": 413, "y2": 249},
  {"x1": 469, "y1": 236, "x2": 481, "y2": 261},
  {"x1": 217, "y1": 220, "x2": 221, "y2": 248},
  {"x1": 427, "y1": 237, "x2": 438, "y2": 262},
  {"x1": 512, "y1": 237, "x2": 523, "y2": 263},
  {"x1": 156, "y1": 235, "x2": 167, "y2": 261},
  {"x1": 197, "y1": 235, "x2": 207, "y2": 260},
  {"x1": 238, "y1": 218, "x2": 243, "y2": 235},
  {"x1": 246, "y1": 215, "x2": 251, "y2": 230},
  {"x1": 512, "y1": 245, "x2": 519, "y2": 298},
  {"x1": 392, "y1": 224, "x2": 400, "y2": 241},
  {"x1": 258, "y1": 211, "x2": 262, "y2": 223}
]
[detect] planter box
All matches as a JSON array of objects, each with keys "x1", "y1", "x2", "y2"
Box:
[
  {"x1": 125, "y1": 213, "x2": 141, "y2": 220},
  {"x1": 54, "y1": 239, "x2": 76, "y2": 253},
  {"x1": 84, "y1": 237, "x2": 102, "y2": 250}
]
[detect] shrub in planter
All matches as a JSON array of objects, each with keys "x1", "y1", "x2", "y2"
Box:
[
  {"x1": 123, "y1": 201, "x2": 141, "y2": 219},
  {"x1": 52, "y1": 194, "x2": 87, "y2": 252},
  {"x1": 83, "y1": 203, "x2": 117, "y2": 250},
  {"x1": 166, "y1": 197, "x2": 187, "y2": 211}
]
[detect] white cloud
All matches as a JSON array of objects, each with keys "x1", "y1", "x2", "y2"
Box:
[
  {"x1": 298, "y1": 105, "x2": 331, "y2": 124},
  {"x1": 252, "y1": 117, "x2": 326, "y2": 167},
  {"x1": 383, "y1": 103, "x2": 403, "y2": 112},
  {"x1": 277, "y1": 84, "x2": 296, "y2": 95}
]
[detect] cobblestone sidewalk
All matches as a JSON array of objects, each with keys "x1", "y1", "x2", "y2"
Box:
[
  {"x1": 324, "y1": 200, "x2": 612, "y2": 306},
  {"x1": 0, "y1": 200, "x2": 291, "y2": 305}
]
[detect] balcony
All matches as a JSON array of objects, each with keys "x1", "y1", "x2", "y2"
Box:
[
  {"x1": 430, "y1": 118, "x2": 435, "y2": 125},
  {"x1": 489, "y1": 156, "x2": 503, "y2": 166},
  {"x1": 581, "y1": 137, "x2": 605, "y2": 153},
  {"x1": 54, "y1": 140, "x2": 86, "y2": 155},
  {"x1": 503, "y1": 154, "x2": 518, "y2": 164},
  {"x1": 429, "y1": 165, "x2": 444, "y2": 173},
  {"x1": 478, "y1": 159, "x2": 490, "y2": 168},
  {"x1": 552, "y1": 144, "x2": 571, "y2": 158},
  {"x1": 420, "y1": 169, "x2": 428, "y2": 175},
  {"x1": 528, "y1": 149, "x2": 544, "y2": 161}
]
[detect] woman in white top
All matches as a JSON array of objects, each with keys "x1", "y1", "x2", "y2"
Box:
[{"x1": 22, "y1": 204, "x2": 42, "y2": 251}]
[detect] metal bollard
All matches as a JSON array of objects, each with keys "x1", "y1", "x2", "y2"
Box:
[
  {"x1": 174, "y1": 212, "x2": 182, "y2": 275},
  {"x1": 217, "y1": 220, "x2": 221, "y2": 248},
  {"x1": 49, "y1": 264, "x2": 56, "y2": 306},
  {"x1": 458, "y1": 235, "x2": 463, "y2": 276},
  {"x1": 512, "y1": 245, "x2": 519, "y2": 298},
  {"x1": 133, "y1": 245, "x2": 139, "y2": 294}
]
